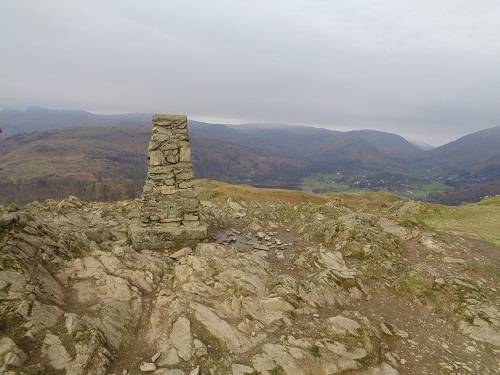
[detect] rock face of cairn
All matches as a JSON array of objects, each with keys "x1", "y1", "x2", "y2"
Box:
[{"x1": 129, "y1": 114, "x2": 208, "y2": 251}]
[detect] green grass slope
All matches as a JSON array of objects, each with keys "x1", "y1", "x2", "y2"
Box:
[{"x1": 419, "y1": 195, "x2": 500, "y2": 247}]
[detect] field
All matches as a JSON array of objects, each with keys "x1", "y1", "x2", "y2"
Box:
[
  {"x1": 300, "y1": 173, "x2": 352, "y2": 193},
  {"x1": 300, "y1": 171, "x2": 454, "y2": 199},
  {"x1": 400, "y1": 180, "x2": 454, "y2": 198},
  {"x1": 419, "y1": 196, "x2": 500, "y2": 247}
]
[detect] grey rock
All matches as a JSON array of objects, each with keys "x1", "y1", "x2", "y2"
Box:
[
  {"x1": 140, "y1": 362, "x2": 157, "y2": 372},
  {"x1": 65, "y1": 312, "x2": 84, "y2": 335},
  {"x1": 253, "y1": 243, "x2": 269, "y2": 251},
  {"x1": 0, "y1": 337, "x2": 28, "y2": 369},
  {"x1": 170, "y1": 247, "x2": 192, "y2": 260},
  {"x1": 151, "y1": 352, "x2": 161, "y2": 362},
  {"x1": 232, "y1": 363, "x2": 256, "y2": 375},
  {"x1": 41, "y1": 334, "x2": 72, "y2": 370},
  {"x1": 170, "y1": 316, "x2": 193, "y2": 361},
  {"x1": 229, "y1": 201, "x2": 244, "y2": 211},
  {"x1": 326, "y1": 315, "x2": 362, "y2": 336},
  {"x1": 153, "y1": 369, "x2": 185, "y2": 375},
  {"x1": 458, "y1": 318, "x2": 500, "y2": 347},
  {"x1": 354, "y1": 362, "x2": 399, "y2": 374},
  {"x1": 193, "y1": 303, "x2": 251, "y2": 353},
  {"x1": 193, "y1": 339, "x2": 208, "y2": 358},
  {"x1": 27, "y1": 302, "x2": 64, "y2": 332}
]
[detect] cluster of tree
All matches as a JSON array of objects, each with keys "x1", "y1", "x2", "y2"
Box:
[
  {"x1": 423, "y1": 180, "x2": 500, "y2": 206},
  {"x1": 0, "y1": 177, "x2": 144, "y2": 206}
]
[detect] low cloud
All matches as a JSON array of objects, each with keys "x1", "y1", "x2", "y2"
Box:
[{"x1": 1, "y1": 0, "x2": 499, "y2": 145}]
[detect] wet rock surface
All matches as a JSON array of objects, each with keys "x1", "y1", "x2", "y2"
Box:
[{"x1": 0, "y1": 195, "x2": 498, "y2": 374}]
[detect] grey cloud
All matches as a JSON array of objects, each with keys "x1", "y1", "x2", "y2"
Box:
[{"x1": 1, "y1": 0, "x2": 499, "y2": 145}]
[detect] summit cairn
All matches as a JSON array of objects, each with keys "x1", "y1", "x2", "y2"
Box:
[{"x1": 129, "y1": 114, "x2": 208, "y2": 251}]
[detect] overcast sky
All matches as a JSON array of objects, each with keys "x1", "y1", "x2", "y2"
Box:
[{"x1": 1, "y1": 1, "x2": 500, "y2": 145}]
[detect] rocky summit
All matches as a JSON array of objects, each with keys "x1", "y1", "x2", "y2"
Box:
[{"x1": 0, "y1": 191, "x2": 499, "y2": 374}]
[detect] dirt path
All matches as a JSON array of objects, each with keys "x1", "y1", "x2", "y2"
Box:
[{"x1": 353, "y1": 285, "x2": 497, "y2": 374}]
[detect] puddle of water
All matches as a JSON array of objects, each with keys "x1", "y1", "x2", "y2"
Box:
[{"x1": 213, "y1": 230, "x2": 255, "y2": 250}]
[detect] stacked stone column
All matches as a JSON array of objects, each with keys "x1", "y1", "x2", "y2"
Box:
[
  {"x1": 141, "y1": 114, "x2": 200, "y2": 226},
  {"x1": 130, "y1": 114, "x2": 207, "y2": 251}
]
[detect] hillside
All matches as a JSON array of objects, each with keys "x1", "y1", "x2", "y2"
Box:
[
  {"x1": 419, "y1": 194, "x2": 500, "y2": 247},
  {"x1": 199, "y1": 123, "x2": 427, "y2": 171},
  {"x1": 1, "y1": 107, "x2": 499, "y2": 204},
  {"x1": 2, "y1": 108, "x2": 428, "y2": 173},
  {"x1": 0, "y1": 106, "x2": 151, "y2": 135},
  {"x1": 0, "y1": 184, "x2": 498, "y2": 374},
  {"x1": 424, "y1": 180, "x2": 500, "y2": 205},
  {"x1": 0, "y1": 125, "x2": 151, "y2": 204},
  {"x1": 191, "y1": 136, "x2": 308, "y2": 185},
  {"x1": 430, "y1": 126, "x2": 500, "y2": 176},
  {"x1": 0, "y1": 125, "x2": 310, "y2": 205}
]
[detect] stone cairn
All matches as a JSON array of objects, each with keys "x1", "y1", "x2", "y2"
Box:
[{"x1": 129, "y1": 114, "x2": 208, "y2": 251}]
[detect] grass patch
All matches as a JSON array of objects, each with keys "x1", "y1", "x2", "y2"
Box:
[
  {"x1": 245, "y1": 314, "x2": 256, "y2": 321},
  {"x1": 195, "y1": 179, "x2": 330, "y2": 205},
  {"x1": 34, "y1": 331, "x2": 47, "y2": 342},
  {"x1": 358, "y1": 335, "x2": 383, "y2": 367},
  {"x1": 418, "y1": 196, "x2": 500, "y2": 247},
  {"x1": 309, "y1": 344, "x2": 321, "y2": 357},
  {"x1": 354, "y1": 250, "x2": 366, "y2": 261},
  {"x1": 396, "y1": 272, "x2": 426, "y2": 294},
  {"x1": 280, "y1": 294, "x2": 302, "y2": 309},
  {"x1": 300, "y1": 173, "x2": 351, "y2": 193},
  {"x1": 422, "y1": 289, "x2": 444, "y2": 303},
  {"x1": 19, "y1": 365, "x2": 45, "y2": 375},
  {"x1": 313, "y1": 229, "x2": 325, "y2": 242},
  {"x1": 1, "y1": 256, "x2": 20, "y2": 271},
  {"x1": 270, "y1": 366, "x2": 285, "y2": 375},
  {"x1": 0, "y1": 308, "x2": 26, "y2": 338},
  {"x1": 395, "y1": 270, "x2": 448, "y2": 310},
  {"x1": 400, "y1": 181, "x2": 454, "y2": 199}
]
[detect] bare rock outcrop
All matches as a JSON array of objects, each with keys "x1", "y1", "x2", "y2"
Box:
[{"x1": 0, "y1": 194, "x2": 498, "y2": 374}]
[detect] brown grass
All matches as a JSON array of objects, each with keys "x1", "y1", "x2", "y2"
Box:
[{"x1": 194, "y1": 179, "x2": 403, "y2": 209}]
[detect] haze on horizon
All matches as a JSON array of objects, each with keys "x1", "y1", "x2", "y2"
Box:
[{"x1": 1, "y1": 1, "x2": 500, "y2": 146}]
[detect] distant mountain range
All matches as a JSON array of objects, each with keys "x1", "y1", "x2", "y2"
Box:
[
  {"x1": 0, "y1": 106, "x2": 152, "y2": 134},
  {"x1": 0, "y1": 107, "x2": 499, "y2": 204}
]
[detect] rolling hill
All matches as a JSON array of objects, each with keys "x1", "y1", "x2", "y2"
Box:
[
  {"x1": 0, "y1": 105, "x2": 151, "y2": 135},
  {"x1": 0, "y1": 107, "x2": 499, "y2": 205},
  {"x1": 0, "y1": 124, "x2": 307, "y2": 204},
  {"x1": 430, "y1": 125, "x2": 500, "y2": 176}
]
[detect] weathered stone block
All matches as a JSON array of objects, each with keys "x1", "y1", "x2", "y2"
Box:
[
  {"x1": 179, "y1": 181, "x2": 194, "y2": 189},
  {"x1": 183, "y1": 214, "x2": 199, "y2": 224},
  {"x1": 150, "y1": 166, "x2": 174, "y2": 174},
  {"x1": 177, "y1": 171, "x2": 194, "y2": 180},
  {"x1": 175, "y1": 162, "x2": 194, "y2": 169},
  {"x1": 179, "y1": 146, "x2": 191, "y2": 162},
  {"x1": 160, "y1": 186, "x2": 176, "y2": 195},
  {"x1": 149, "y1": 151, "x2": 165, "y2": 166},
  {"x1": 152, "y1": 133, "x2": 170, "y2": 142},
  {"x1": 167, "y1": 154, "x2": 179, "y2": 164},
  {"x1": 173, "y1": 128, "x2": 188, "y2": 134},
  {"x1": 150, "y1": 174, "x2": 174, "y2": 181},
  {"x1": 160, "y1": 143, "x2": 179, "y2": 151},
  {"x1": 129, "y1": 224, "x2": 208, "y2": 252},
  {"x1": 148, "y1": 140, "x2": 161, "y2": 151}
]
